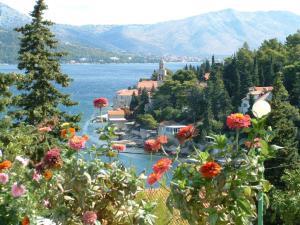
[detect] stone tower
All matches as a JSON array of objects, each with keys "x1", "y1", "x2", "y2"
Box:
[{"x1": 157, "y1": 59, "x2": 167, "y2": 86}]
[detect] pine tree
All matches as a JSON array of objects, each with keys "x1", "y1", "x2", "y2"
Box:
[
  {"x1": 265, "y1": 72, "x2": 300, "y2": 188},
  {"x1": 211, "y1": 55, "x2": 215, "y2": 66},
  {"x1": 130, "y1": 92, "x2": 139, "y2": 111},
  {"x1": 13, "y1": 0, "x2": 79, "y2": 125}
]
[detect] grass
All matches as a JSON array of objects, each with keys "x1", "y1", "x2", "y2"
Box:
[{"x1": 140, "y1": 188, "x2": 189, "y2": 225}]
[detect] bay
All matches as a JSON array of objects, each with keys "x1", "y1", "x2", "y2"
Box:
[{"x1": 0, "y1": 62, "x2": 198, "y2": 174}]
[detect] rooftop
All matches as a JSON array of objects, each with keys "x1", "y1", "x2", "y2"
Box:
[
  {"x1": 117, "y1": 89, "x2": 138, "y2": 96},
  {"x1": 137, "y1": 80, "x2": 158, "y2": 90},
  {"x1": 108, "y1": 109, "x2": 125, "y2": 117}
]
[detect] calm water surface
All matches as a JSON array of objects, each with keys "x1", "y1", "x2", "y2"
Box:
[{"x1": 0, "y1": 63, "x2": 198, "y2": 174}]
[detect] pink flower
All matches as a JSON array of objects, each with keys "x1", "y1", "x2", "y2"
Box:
[
  {"x1": 0, "y1": 173, "x2": 9, "y2": 184},
  {"x1": 15, "y1": 156, "x2": 29, "y2": 167},
  {"x1": 93, "y1": 97, "x2": 109, "y2": 108},
  {"x1": 144, "y1": 139, "x2": 161, "y2": 153},
  {"x1": 83, "y1": 211, "x2": 97, "y2": 225},
  {"x1": 32, "y1": 170, "x2": 42, "y2": 182},
  {"x1": 69, "y1": 136, "x2": 87, "y2": 150},
  {"x1": 43, "y1": 199, "x2": 51, "y2": 208},
  {"x1": 11, "y1": 182, "x2": 26, "y2": 197},
  {"x1": 43, "y1": 148, "x2": 63, "y2": 169},
  {"x1": 112, "y1": 144, "x2": 126, "y2": 152},
  {"x1": 38, "y1": 126, "x2": 52, "y2": 132}
]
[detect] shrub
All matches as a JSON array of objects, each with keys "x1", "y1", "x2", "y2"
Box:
[{"x1": 136, "y1": 114, "x2": 158, "y2": 130}]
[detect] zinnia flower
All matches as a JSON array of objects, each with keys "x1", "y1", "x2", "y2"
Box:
[
  {"x1": 0, "y1": 160, "x2": 12, "y2": 171},
  {"x1": 15, "y1": 156, "x2": 29, "y2": 167},
  {"x1": 93, "y1": 97, "x2": 109, "y2": 108},
  {"x1": 43, "y1": 148, "x2": 63, "y2": 169},
  {"x1": 43, "y1": 170, "x2": 53, "y2": 181},
  {"x1": 60, "y1": 127, "x2": 76, "y2": 138},
  {"x1": 69, "y1": 136, "x2": 87, "y2": 150},
  {"x1": 244, "y1": 138, "x2": 262, "y2": 149},
  {"x1": 32, "y1": 170, "x2": 42, "y2": 182},
  {"x1": 156, "y1": 135, "x2": 168, "y2": 144},
  {"x1": 226, "y1": 113, "x2": 251, "y2": 130},
  {"x1": 177, "y1": 125, "x2": 198, "y2": 144},
  {"x1": 144, "y1": 139, "x2": 161, "y2": 152},
  {"x1": 0, "y1": 173, "x2": 9, "y2": 184},
  {"x1": 83, "y1": 211, "x2": 98, "y2": 225},
  {"x1": 11, "y1": 182, "x2": 26, "y2": 197},
  {"x1": 152, "y1": 158, "x2": 172, "y2": 174},
  {"x1": 21, "y1": 216, "x2": 30, "y2": 225},
  {"x1": 200, "y1": 162, "x2": 221, "y2": 178},
  {"x1": 38, "y1": 126, "x2": 52, "y2": 132},
  {"x1": 147, "y1": 172, "x2": 163, "y2": 185},
  {"x1": 35, "y1": 162, "x2": 45, "y2": 174},
  {"x1": 112, "y1": 144, "x2": 126, "y2": 151}
]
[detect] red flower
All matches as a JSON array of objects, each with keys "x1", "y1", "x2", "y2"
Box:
[
  {"x1": 200, "y1": 162, "x2": 221, "y2": 178},
  {"x1": 177, "y1": 125, "x2": 198, "y2": 144},
  {"x1": 21, "y1": 216, "x2": 30, "y2": 225},
  {"x1": 112, "y1": 144, "x2": 126, "y2": 152},
  {"x1": 0, "y1": 160, "x2": 12, "y2": 171},
  {"x1": 93, "y1": 97, "x2": 109, "y2": 108},
  {"x1": 152, "y1": 158, "x2": 172, "y2": 174},
  {"x1": 144, "y1": 139, "x2": 161, "y2": 152},
  {"x1": 156, "y1": 135, "x2": 168, "y2": 144},
  {"x1": 226, "y1": 113, "x2": 251, "y2": 130},
  {"x1": 147, "y1": 172, "x2": 163, "y2": 185},
  {"x1": 83, "y1": 211, "x2": 97, "y2": 225},
  {"x1": 43, "y1": 148, "x2": 63, "y2": 169}
]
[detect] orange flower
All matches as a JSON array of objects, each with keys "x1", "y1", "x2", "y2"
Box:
[
  {"x1": 153, "y1": 158, "x2": 172, "y2": 174},
  {"x1": 226, "y1": 113, "x2": 251, "y2": 130},
  {"x1": 0, "y1": 160, "x2": 12, "y2": 171},
  {"x1": 82, "y1": 135, "x2": 89, "y2": 141},
  {"x1": 156, "y1": 135, "x2": 168, "y2": 144},
  {"x1": 200, "y1": 162, "x2": 221, "y2": 178},
  {"x1": 43, "y1": 170, "x2": 53, "y2": 181},
  {"x1": 21, "y1": 216, "x2": 30, "y2": 225},
  {"x1": 177, "y1": 125, "x2": 198, "y2": 144},
  {"x1": 144, "y1": 139, "x2": 161, "y2": 152},
  {"x1": 147, "y1": 172, "x2": 163, "y2": 185},
  {"x1": 112, "y1": 144, "x2": 126, "y2": 152},
  {"x1": 60, "y1": 127, "x2": 76, "y2": 138},
  {"x1": 69, "y1": 136, "x2": 87, "y2": 150}
]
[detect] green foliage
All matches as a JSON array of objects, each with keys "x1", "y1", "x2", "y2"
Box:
[
  {"x1": 271, "y1": 169, "x2": 300, "y2": 225},
  {"x1": 12, "y1": 0, "x2": 79, "y2": 125},
  {"x1": 136, "y1": 114, "x2": 158, "y2": 130}
]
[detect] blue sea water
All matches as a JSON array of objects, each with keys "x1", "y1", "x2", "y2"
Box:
[{"x1": 0, "y1": 63, "x2": 198, "y2": 174}]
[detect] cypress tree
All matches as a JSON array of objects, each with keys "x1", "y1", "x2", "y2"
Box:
[
  {"x1": 129, "y1": 92, "x2": 139, "y2": 111},
  {"x1": 13, "y1": 0, "x2": 79, "y2": 125},
  {"x1": 253, "y1": 56, "x2": 260, "y2": 86}
]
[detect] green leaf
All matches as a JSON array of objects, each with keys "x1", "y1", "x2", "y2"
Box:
[
  {"x1": 260, "y1": 140, "x2": 269, "y2": 155},
  {"x1": 237, "y1": 199, "x2": 253, "y2": 216},
  {"x1": 261, "y1": 180, "x2": 272, "y2": 192},
  {"x1": 243, "y1": 186, "x2": 252, "y2": 197},
  {"x1": 208, "y1": 213, "x2": 218, "y2": 225}
]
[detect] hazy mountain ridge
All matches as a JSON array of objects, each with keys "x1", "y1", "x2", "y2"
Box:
[{"x1": 0, "y1": 2, "x2": 300, "y2": 61}]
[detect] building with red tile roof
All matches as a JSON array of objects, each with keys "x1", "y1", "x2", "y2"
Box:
[{"x1": 113, "y1": 89, "x2": 138, "y2": 109}]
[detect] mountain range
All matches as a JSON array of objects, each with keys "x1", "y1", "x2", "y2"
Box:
[{"x1": 1, "y1": 2, "x2": 300, "y2": 63}]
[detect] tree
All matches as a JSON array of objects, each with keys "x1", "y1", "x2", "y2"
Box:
[
  {"x1": 13, "y1": 0, "x2": 79, "y2": 125},
  {"x1": 129, "y1": 92, "x2": 139, "y2": 111},
  {"x1": 253, "y1": 56, "x2": 260, "y2": 86},
  {"x1": 136, "y1": 114, "x2": 158, "y2": 130},
  {"x1": 265, "y1": 72, "x2": 300, "y2": 188},
  {"x1": 172, "y1": 69, "x2": 197, "y2": 83}
]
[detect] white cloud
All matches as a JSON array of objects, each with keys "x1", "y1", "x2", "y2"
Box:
[{"x1": 1, "y1": 0, "x2": 300, "y2": 25}]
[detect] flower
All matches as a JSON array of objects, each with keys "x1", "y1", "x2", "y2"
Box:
[
  {"x1": 0, "y1": 160, "x2": 12, "y2": 171},
  {"x1": 177, "y1": 125, "x2": 198, "y2": 144},
  {"x1": 38, "y1": 126, "x2": 52, "y2": 132},
  {"x1": 15, "y1": 156, "x2": 29, "y2": 167},
  {"x1": 21, "y1": 216, "x2": 30, "y2": 225},
  {"x1": 11, "y1": 182, "x2": 26, "y2": 197},
  {"x1": 0, "y1": 173, "x2": 9, "y2": 184},
  {"x1": 35, "y1": 162, "x2": 45, "y2": 174},
  {"x1": 93, "y1": 97, "x2": 109, "y2": 108},
  {"x1": 153, "y1": 158, "x2": 172, "y2": 174},
  {"x1": 43, "y1": 170, "x2": 53, "y2": 181},
  {"x1": 226, "y1": 113, "x2": 251, "y2": 130},
  {"x1": 112, "y1": 144, "x2": 126, "y2": 152},
  {"x1": 69, "y1": 136, "x2": 87, "y2": 150},
  {"x1": 43, "y1": 199, "x2": 51, "y2": 208},
  {"x1": 244, "y1": 138, "x2": 262, "y2": 149},
  {"x1": 43, "y1": 148, "x2": 63, "y2": 169},
  {"x1": 200, "y1": 162, "x2": 221, "y2": 178},
  {"x1": 83, "y1": 211, "x2": 98, "y2": 225},
  {"x1": 156, "y1": 135, "x2": 168, "y2": 144},
  {"x1": 60, "y1": 122, "x2": 70, "y2": 128},
  {"x1": 147, "y1": 173, "x2": 163, "y2": 185},
  {"x1": 32, "y1": 170, "x2": 42, "y2": 182},
  {"x1": 144, "y1": 139, "x2": 161, "y2": 152},
  {"x1": 60, "y1": 127, "x2": 76, "y2": 138}
]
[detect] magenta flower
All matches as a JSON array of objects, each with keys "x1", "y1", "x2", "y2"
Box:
[
  {"x1": 0, "y1": 173, "x2": 9, "y2": 184},
  {"x1": 83, "y1": 211, "x2": 97, "y2": 224},
  {"x1": 15, "y1": 156, "x2": 29, "y2": 167},
  {"x1": 32, "y1": 170, "x2": 42, "y2": 182},
  {"x1": 93, "y1": 97, "x2": 108, "y2": 108},
  {"x1": 11, "y1": 182, "x2": 27, "y2": 197}
]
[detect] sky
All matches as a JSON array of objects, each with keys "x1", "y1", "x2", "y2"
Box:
[{"x1": 1, "y1": 0, "x2": 300, "y2": 25}]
